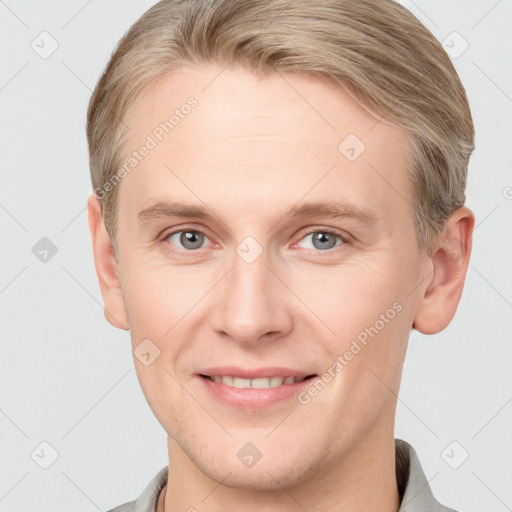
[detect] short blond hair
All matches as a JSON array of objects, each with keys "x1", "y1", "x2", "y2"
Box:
[{"x1": 87, "y1": 0, "x2": 474, "y2": 255}]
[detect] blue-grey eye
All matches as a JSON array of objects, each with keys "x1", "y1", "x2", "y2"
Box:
[
  {"x1": 298, "y1": 231, "x2": 343, "y2": 251},
  {"x1": 168, "y1": 230, "x2": 205, "y2": 250}
]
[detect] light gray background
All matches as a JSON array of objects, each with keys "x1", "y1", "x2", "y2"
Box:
[{"x1": 0, "y1": 1, "x2": 511, "y2": 510}]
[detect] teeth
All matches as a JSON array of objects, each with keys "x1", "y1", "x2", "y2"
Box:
[
  {"x1": 233, "y1": 377, "x2": 251, "y2": 388},
  {"x1": 270, "y1": 376, "x2": 284, "y2": 387},
  {"x1": 210, "y1": 376, "x2": 305, "y2": 389},
  {"x1": 222, "y1": 375, "x2": 234, "y2": 386},
  {"x1": 252, "y1": 377, "x2": 279, "y2": 389}
]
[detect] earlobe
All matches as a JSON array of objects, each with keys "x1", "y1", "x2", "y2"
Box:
[
  {"x1": 413, "y1": 206, "x2": 475, "y2": 335},
  {"x1": 87, "y1": 194, "x2": 129, "y2": 331}
]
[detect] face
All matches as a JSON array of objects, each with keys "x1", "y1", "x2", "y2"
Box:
[{"x1": 106, "y1": 63, "x2": 430, "y2": 489}]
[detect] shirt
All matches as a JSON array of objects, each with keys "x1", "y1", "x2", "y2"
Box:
[{"x1": 107, "y1": 438, "x2": 457, "y2": 512}]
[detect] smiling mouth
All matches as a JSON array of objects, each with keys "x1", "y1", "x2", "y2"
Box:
[{"x1": 199, "y1": 374, "x2": 317, "y2": 389}]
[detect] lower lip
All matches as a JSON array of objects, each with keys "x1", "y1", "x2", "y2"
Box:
[{"x1": 198, "y1": 376, "x2": 316, "y2": 409}]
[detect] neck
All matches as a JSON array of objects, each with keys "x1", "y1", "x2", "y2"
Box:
[{"x1": 160, "y1": 410, "x2": 400, "y2": 512}]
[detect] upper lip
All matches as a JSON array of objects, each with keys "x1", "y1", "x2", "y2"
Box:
[{"x1": 197, "y1": 366, "x2": 316, "y2": 379}]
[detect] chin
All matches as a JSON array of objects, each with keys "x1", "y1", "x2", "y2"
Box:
[
  {"x1": 204, "y1": 465, "x2": 308, "y2": 492},
  {"x1": 187, "y1": 443, "x2": 326, "y2": 492}
]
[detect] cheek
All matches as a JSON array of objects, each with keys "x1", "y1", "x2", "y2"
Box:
[
  {"x1": 120, "y1": 260, "x2": 219, "y2": 393},
  {"x1": 119, "y1": 263, "x2": 198, "y2": 412},
  {"x1": 124, "y1": 265, "x2": 196, "y2": 426},
  {"x1": 309, "y1": 257, "x2": 414, "y2": 396},
  {"x1": 121, "y1": 260, "x2": 190, "y2": 337},
  {"x1": 303, "y1": 259, "x2": 408, "y2": 342}
]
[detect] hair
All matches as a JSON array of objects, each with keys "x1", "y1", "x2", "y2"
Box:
[{"x1": 87, "y1": 0, "x2": 474, "y2": 256}]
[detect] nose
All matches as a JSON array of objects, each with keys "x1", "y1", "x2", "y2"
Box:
[{"x1": 210, "y1": 248, "x2": 293, "y2": 348}]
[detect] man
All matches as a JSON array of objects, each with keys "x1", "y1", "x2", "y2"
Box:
[{"x1": 86, "y1": 0, "x2": 474, "y2": 510}]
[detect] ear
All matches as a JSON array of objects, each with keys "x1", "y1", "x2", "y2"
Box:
[
  {"x1": 87, "y1": 194, "x2": 129, "y2": 330},
  {"x1": 413, "y1": 206, "x2": 475, "y2": 335}
]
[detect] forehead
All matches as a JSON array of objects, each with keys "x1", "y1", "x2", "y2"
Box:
[{"x1": 119, "y1": 63, "x2": 413, "y2": 230}]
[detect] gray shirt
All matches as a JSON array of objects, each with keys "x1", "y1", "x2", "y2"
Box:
[{"x1": 107, "y1": 438, "x2": 457, "y2": 512}]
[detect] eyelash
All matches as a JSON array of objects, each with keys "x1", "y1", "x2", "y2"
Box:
[{"x1": 160, "y1": 226, "x2": 349, "y2": 256}]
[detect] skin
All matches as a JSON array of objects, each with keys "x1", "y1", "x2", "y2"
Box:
[{"x1": 88, "y1": 63, "x2": 474, "y2": 512}]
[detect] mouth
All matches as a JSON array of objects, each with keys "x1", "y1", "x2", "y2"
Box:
[
  {"x1": 196, "y1": 367, "x2": 318, "y2": 409},
  {"x1": 199, "y1": 374, "x2": 316, "y2": 389}
]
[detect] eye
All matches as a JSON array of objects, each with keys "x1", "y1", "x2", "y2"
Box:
[
  {"x1": 161, "y1": 227, "x2": 348, "y2": 254},
  {"x1": 164, "y1": 229, "x2": 210, "y2": 251},
  {"x1": 296, "y1": 229, "x2": 345, "y2": 252}
]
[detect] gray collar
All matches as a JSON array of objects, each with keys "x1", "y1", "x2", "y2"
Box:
[{"x1": 396, "y1": 438, "x2": 456, "y2": 511}]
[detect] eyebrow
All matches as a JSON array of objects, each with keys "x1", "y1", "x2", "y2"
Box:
[{"x1": 137, "y1": 199, "x2": 378, "y2": 226}]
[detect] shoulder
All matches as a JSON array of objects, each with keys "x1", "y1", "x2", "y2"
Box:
[
  {"x1": 106, "y1": 502, "x2": 135, "y2": 512},
  {"x1": 395, "y1": 439, "x2": 460, "y2": 512},
  {"x1": 106, "y1": 466, "x2": 168, "y2": 512}
]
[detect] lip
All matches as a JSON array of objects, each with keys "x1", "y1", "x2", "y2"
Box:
[
  {"x1": 198, "y1": 366, "x2": 313, "y2": 379},
  {"x1": 196, "y1": 366, "x2": 317, "y2": 409}
]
